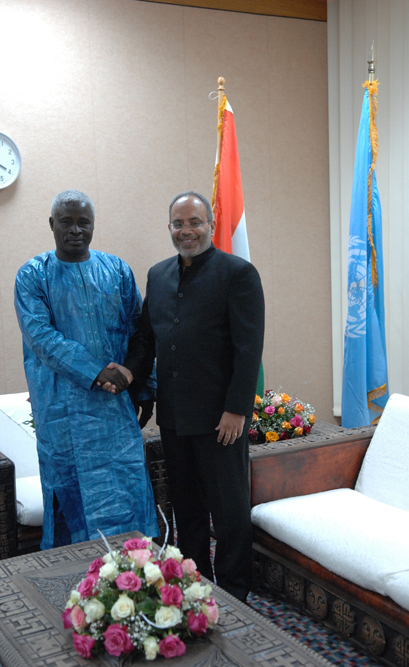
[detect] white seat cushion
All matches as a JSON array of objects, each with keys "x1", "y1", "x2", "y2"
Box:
[
  {"x1": 16, "y1": 476, "x2": 44, "y2": 526},
  {"x1": 251, "y1": 488, "x2": 409, "y2": 610},
  {"x1": 0, "y1": 392, "x2": 39, "y2": 478},
  {"x1": 355, "y1": 393, "x2": 409, "y2": 512}
]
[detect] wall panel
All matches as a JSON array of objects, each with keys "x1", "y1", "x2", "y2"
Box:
[{"x1": 0, "y1": 0, "x2": 332, "y2": 420}]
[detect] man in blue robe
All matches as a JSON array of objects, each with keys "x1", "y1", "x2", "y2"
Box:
[{"x1": 14, "y1": 190, "x2": 159, "y2": 549}]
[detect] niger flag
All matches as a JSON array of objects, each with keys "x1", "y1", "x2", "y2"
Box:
[
  {"x1": 212, "y1": 99, "x2": 250, "y2": 261},
  {"x1": 212, "y1": 95, "x2": 264, "y2": 395}
]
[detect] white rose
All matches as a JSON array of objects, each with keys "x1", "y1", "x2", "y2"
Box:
[
  {"x1": 164, "y1": 545, "x2": 183, "y2": 562},
  {"x1": 271, "y1": 395, "x2": 282, "y2": 407},
  {"x1": 143, "y1": 636, "x2": 159, "y2": 660},
  {"x1": 154, "y1": 605, "x2": 182, "y2": 628},
  {"x1": 99, "y1": 562, "x2": 118, "y2": 581},
  {"x1": 184, "y1": 582, "x2": 209, "y2": 603},
  {"x1": 102, "y1": 551, "x2": 119, "y2": 564},
  {"x1": 84, "y1": 598, "x2": 105, "y2": 623},
  {"x1": 111, "y1": 594, "x2": 135, "y2": 621},
  {"x1": 144, "y1": 561, "x2": 164, "y2": 586},
  {"x1": 65, "y1": 590, "x2": 81, "y2": 609},
  {"x1": 202, "y1": 584, "x2": 212, "y2": 600}
]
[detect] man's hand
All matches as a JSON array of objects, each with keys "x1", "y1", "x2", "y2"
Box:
[
  {"x1": 134, "y1": 399, "x2": 154, "y2": 429},
  {"x1": 215, "y1": 412, "x2": 245, "y2": 446},
  {"x1": 95, "y1": 364, "x2": 133, "y2": 394}
]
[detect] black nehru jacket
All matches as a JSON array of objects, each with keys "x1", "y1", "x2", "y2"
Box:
[{"x1": 126, "y1": 244, "x2": 265, "y2": 436}]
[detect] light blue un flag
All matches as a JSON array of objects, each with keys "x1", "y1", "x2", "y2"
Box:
[{"x1": 341, "y1": 86, "x2": 388, "y2": 427}]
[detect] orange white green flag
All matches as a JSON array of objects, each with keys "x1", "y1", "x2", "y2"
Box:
[
  {"x1": 212, "y1": 94, "x2": 264, "y2": 395},
  {"x1": 212, "y1": 97, "x2": 250, "y2": 261}
]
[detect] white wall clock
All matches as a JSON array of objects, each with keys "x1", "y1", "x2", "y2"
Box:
[{"x1": 0, "y1": 132, "x2": 21, "y2": 189}]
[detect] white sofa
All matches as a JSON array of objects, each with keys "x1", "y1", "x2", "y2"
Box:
[
  {"x1": 251, "y1": 393, "x2": 409, "y2": 667},
  {"x1": 0, "y1": 392, "x2": 44, "y2": 528}
]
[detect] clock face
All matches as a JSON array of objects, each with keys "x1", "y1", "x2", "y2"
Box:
[{"x1": 0, "y1": 133, "x2": 21, "y2": 189}]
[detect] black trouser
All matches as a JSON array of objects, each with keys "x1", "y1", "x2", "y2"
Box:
[{"x1": 160, "y1": 423, "x2": 252, "y2": 602}]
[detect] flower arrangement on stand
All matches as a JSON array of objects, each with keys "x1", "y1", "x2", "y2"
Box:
[
  {"x1": 249, "y1": 390, "x2": 316, "y2": 443},
  {"x1": 63, "y1": 534, "x2": 218, "y2": 660}
]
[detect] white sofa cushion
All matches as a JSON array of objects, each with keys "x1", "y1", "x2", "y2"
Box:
[
  {"x1": 355, "y1": 393, "x2": 409, "y2": 512},
  {"x1": 384, "y1": 570, "x2": 409, "y2": 611},
  {"x1": 251, "y1": 488, "x2": 409, "y2": 611},
  {"x1": 16, "y1": 476, "x2": 44, "y2": 526},
  {"x1": 0, "y1": 392, "x2": 39, "y2": 478}
]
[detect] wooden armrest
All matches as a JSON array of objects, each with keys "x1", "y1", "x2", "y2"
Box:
[{"x1": 250, "y1": 434, "x2": 373, "y2": 507}]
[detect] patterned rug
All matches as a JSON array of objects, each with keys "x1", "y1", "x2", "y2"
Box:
[{"x1": 246, "y1": 590, "x2": 383, "y2": 667}]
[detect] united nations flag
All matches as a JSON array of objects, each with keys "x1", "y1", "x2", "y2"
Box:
[{"x1": 341, "y1": 81, "x2": 389, "y2": 427}]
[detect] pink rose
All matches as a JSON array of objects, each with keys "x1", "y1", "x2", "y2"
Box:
[
  {"x1": 248, "y1": 429, "x2": 258, "y2": 441},
  {"x1": 116, "y1": 571, "x2": 142, "y2": 592},
  {"x1": 103, "y1": 624, "x2": 134, "y2": 656},
  {"x1": 70, "y1": 605, "x2": 87, "y2": 631},
  {"x1": 128, "y1": 548, "x2": 152, "y2": 568},
  {"x1": 188, "y1": 610, "x2": 209, "y2": 635},
  {"x1": 78, "y1": 576, "x2": 97, "y2": 598},
  {"x1": 88, "y1": 558, "x2": 103, "y2": 574},
  {"x1": 161, "y1": 584, "x2": 184, "y2": 608},
  {"x1": 159, "y1": 634, "x2": 186, "y2": 658},
  {"x1": 124, "y1": 537, "x2": 150, "y2": 550},
  {"x1": 290, "y1": 414, "x2": 303, "y2": 428},
  {"x1": 72, "y1": 632, "x2": 95, "y2": 658},
  {"x1": 204, "y1": 598, "x2": 219, "y2": 625},
  {"x1": 182, "y1": 558, "x2": 197, "y2": 577},
  {"x1": 62, "y1": 607, "x2": 73, "y2": 629},
  {"x1": 161, "y1": 558, "x2": 183, "y2": 582},
  {"x1": 271, "y1": 395, "x2": 282, "y2": 407},
  {"x1": 264, "y1": 405, "x2": 275, "y2": 416}
]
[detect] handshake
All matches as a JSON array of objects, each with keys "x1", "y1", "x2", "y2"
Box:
[
  {"x1": 95, "y1": 362, "x2": 133, "y2": 394},
  {"x1": 95, "y1": 363, "x2": 153, "y2": 429}
]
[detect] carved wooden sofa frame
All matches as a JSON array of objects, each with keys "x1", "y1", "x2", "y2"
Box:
[{"x1": 250, "y1": 432, "x2": 409, "y2": 667}]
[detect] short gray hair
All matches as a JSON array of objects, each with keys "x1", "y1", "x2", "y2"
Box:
[
  {"x1": 51, "y1": 190, "x2": 95, "y2": 219},
  {"x1": 169, "y1": 191, "x2": 213, "y2": 224}
]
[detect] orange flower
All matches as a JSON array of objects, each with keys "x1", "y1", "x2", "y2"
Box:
[
  {"x1": 265, "y1": 431, "x2": 279, "y2": 442},
  {"x1": 308, "y1": 414, "x2": 317, "y2": 424},
  {"x1": 282, "y1": 421, "x2": 291, "y2": 430},
  {"x1": 280, "y1": 393, "x2": 291, "y2": 403},
  {"x1": 254, "y1": 395, "x2": 262, "y2": 405},
  {"x1": 252, "y1": 412, "x2": 259, "y2": 421},
  {"x1": 294, "y1": 427, "x2": 303, "y2": 436},
  {"x1": 278, "y1": 407, "x2": 285, "y2": 415},
  {"x1": 295, "y1": 403, "x2": 304, "y2": 413}
]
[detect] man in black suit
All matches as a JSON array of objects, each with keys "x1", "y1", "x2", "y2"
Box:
[{"x1": 106, "y1": 191, "x2": 264, "y2": 601}]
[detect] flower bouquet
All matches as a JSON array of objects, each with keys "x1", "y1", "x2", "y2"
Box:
[
  {"x1": 63, "y1": 535, "x2": 218, "y2": 660},
  {"x1": 249, "y1": 390, "x2": 316, "y2": 443}
]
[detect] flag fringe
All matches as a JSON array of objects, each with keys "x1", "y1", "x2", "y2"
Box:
[
  {"x1": 367, "y1": 382, "x2": 387, "y2": 424},
  {"x1": 211, "y1": 94, "x2": 227, "y2": 212},
  {"x1": 363, "y1": 79, "x2": 379, "y2": 291}
]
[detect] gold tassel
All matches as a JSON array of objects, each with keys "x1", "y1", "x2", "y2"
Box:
[
  {"x1": 363, "y1": 80, "x2": 386, "y2": 424},
  {"x1": 363, "y1": 79, "x2": 379, "y2": 291},
  {"x1": 211, "y1": 94, "x2": 227, "y2": 212},
  {"x1": 367, "y1": 382, "x2": 387, "y2": 424}
]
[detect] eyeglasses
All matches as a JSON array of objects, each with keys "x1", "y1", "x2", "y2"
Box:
[{"x1": 170, "y1": 220, "x2": 210, "y2": 231}]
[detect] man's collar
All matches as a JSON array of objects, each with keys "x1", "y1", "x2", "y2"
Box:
[{"x1": 177, "y1": 243, "x2": 216, "y2": 270}]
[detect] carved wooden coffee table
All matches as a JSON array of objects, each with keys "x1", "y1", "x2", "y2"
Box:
[{"x1": 0, "y1": 533, "x2": 332, "y2": 667}]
